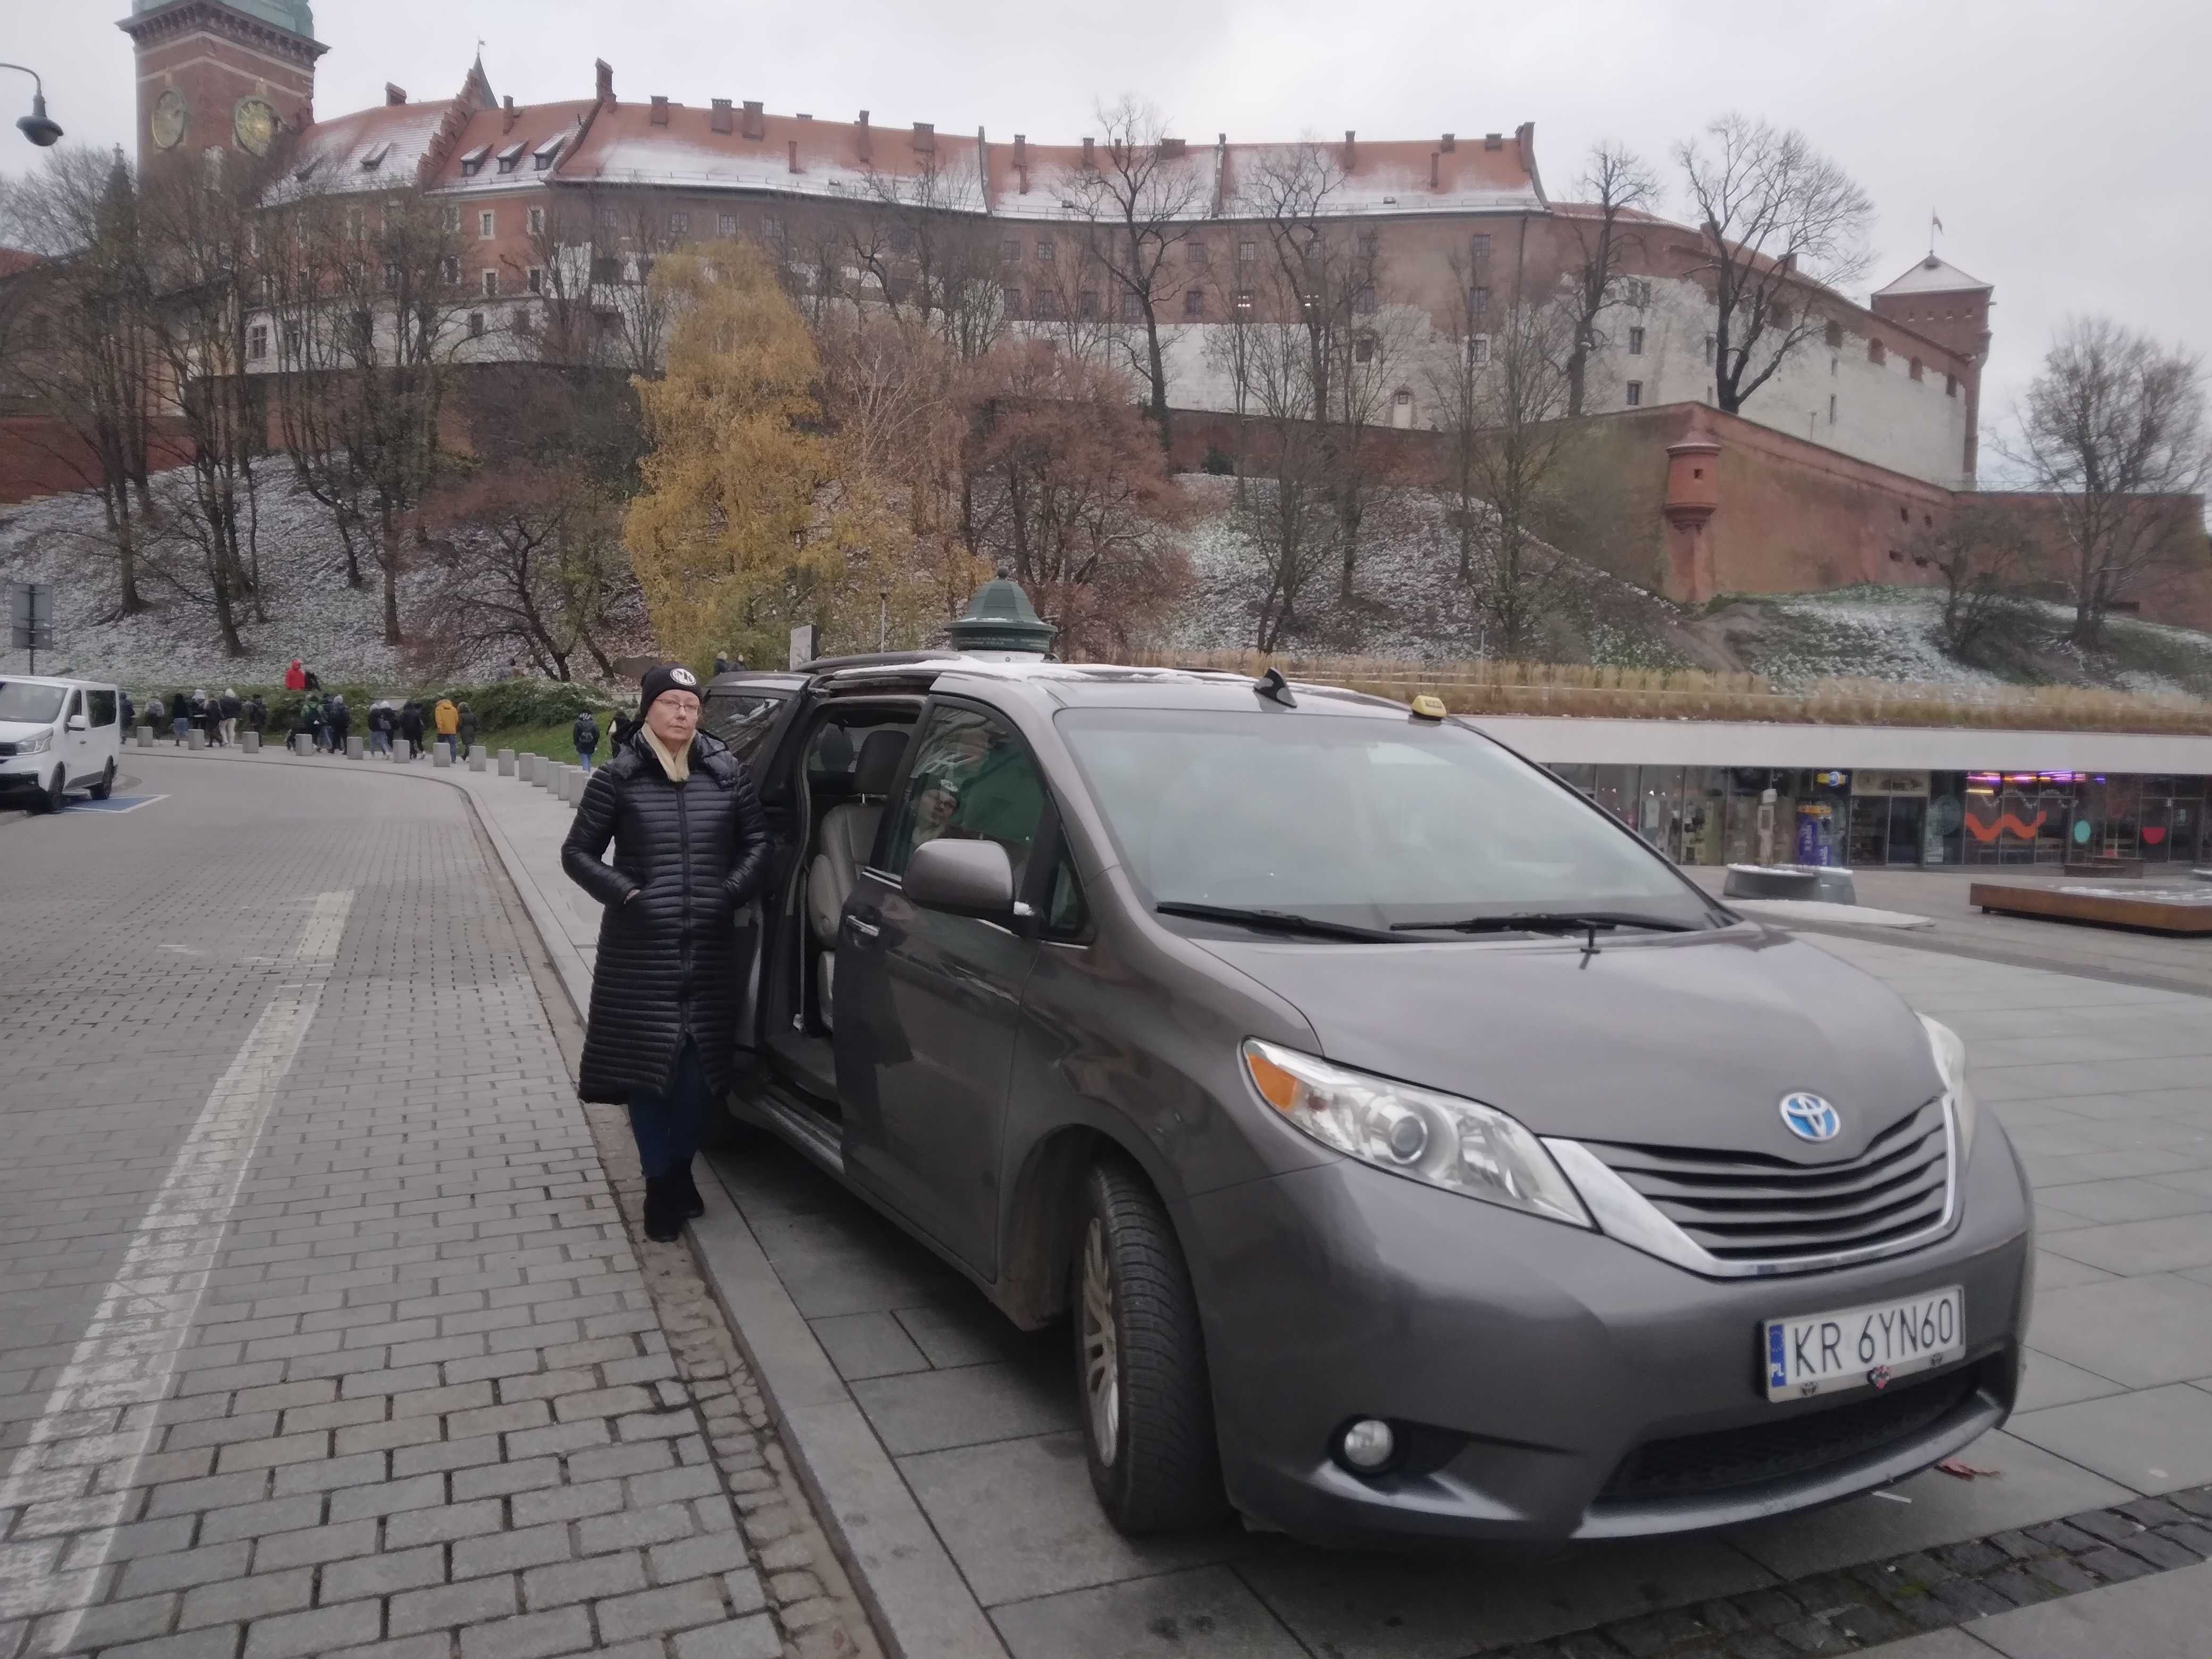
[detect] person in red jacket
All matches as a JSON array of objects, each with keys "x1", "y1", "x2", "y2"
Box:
[{"x1": 283, "y1": 658, "x2": 306, "y2": 692}]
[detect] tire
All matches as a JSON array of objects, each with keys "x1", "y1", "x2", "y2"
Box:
[
  {"x1": 38, "y1": 766, "x2": 66, "y2": 815},
  {"x1": 89, "y1": 759, "x2": 115, "y2": 801},
  {"x1": 1073, "y1": 1158, "x2": 1228, "y2": 1534}
]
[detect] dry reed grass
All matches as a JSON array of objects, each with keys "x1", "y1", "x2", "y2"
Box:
[{"x1": 1122, "y1": 651, "x2": 2212, "y2": 735}]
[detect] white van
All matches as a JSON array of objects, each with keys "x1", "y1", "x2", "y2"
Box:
[{"x1": 0, "y1": 675, "x2": 124, "y2": 812}]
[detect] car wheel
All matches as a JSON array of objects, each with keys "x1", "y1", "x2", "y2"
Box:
[
  {"x1": 39, "y1": 766, "x2": 66, "y2": 814},
  {"x1": 1073, "y1": 1159, "x2": 1227, "y2": 1534},
  {"x1": 89, "y1": 760, "x2": 115, "y2": 801}
]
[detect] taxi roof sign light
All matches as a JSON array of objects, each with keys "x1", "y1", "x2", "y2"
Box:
[{"x1": 1410, "y1": 694, "x2": 1448, "y2": 720}]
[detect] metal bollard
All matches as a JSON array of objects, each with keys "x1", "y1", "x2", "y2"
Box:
[
  {"x1": 242, "y1": 732, "x2": 261, "y2": 753},
  {"x1": 498, "y1": 748, "x2": 516, "y2": 778},
  {"x1": 346, "y1": 735, "x2": 364, "y2": 759}
]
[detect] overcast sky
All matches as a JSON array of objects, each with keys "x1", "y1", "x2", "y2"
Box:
[{"x1": 9, "y1": 0, "x2": 2206, "y2": 473}]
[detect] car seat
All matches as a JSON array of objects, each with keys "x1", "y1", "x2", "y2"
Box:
[{"x1": 804, "y1": 727, "x2": 910, "y2": 1026}]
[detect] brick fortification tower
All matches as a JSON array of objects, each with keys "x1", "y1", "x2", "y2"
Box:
[{"x1": 118, "y1": 0, "x2": 324, "y2": 171}]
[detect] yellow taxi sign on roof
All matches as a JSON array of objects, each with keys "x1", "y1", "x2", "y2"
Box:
[{"x1": 1410, "y1": 694, "x2": 1448, "y2": 721}]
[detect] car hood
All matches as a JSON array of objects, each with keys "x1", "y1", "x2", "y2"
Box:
[
  {"x1": 1192, "y1": 927, "x2": 1942, "y2": 1162},
  {"x1": 0, "y1": 720, "x2": 56, "y2": 743}
]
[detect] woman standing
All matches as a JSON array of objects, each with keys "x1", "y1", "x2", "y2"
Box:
[{"x1": 561, "y1": 665, "x2": 769, "y2": 1241}]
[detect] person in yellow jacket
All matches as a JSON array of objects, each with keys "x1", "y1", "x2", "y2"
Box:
[{"x1": 433, "y1": 696, "x2": 460, "y2": 760}]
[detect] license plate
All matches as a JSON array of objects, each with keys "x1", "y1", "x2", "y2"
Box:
[{"x1": 1764, "y1": 1286, "x2": 1964, "y2": 1401}]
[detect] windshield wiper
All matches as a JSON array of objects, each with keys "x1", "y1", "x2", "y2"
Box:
[
  {"x1": 1155, "y1": 902, "x2": 1404, "y2": 944},
  {"x1": 1388, "y1": 911, "x2": 1699, "y2": 936}
]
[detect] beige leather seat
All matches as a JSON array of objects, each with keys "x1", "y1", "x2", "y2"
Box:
[{"x1": 805, "y1": 728, "x2": 909, "y2": 1024}]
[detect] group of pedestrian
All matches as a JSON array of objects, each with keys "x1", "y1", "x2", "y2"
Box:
[{"x1": 147, "y1": 688, "x2": 253, "y2": 747}]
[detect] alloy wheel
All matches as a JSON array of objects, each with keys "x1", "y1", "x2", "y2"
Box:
[{"x1": 1080, "y1": 1216, "x2": 1119, "y2": 1465}]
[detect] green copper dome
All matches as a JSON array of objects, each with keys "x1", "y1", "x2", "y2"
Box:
[
  {"x1": 946, "y1": 575, "x2": 1055, "y2": 657},
  {"x1": 135, "y1": 0, "x2": 317, "y2": 38}
]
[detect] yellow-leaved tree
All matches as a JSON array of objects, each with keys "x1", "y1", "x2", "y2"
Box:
[{"x1": 625, "y1": 241, "x2": 926, "y2": 666}]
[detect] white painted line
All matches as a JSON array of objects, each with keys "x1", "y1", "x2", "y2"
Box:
[{"x1": 0, "y1": 890, "x2": 354, "y2": 1634}]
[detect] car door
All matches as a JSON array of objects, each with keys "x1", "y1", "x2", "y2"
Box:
[
  {"x1": 834, "y1": 699, "x2": 1049, "y2": 1276},
  {"x1": 60, "y1": 689, "x2": 90, "y2": 783}
]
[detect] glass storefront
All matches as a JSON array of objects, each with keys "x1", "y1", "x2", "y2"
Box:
[{"x1": 1547, "y1": 761, "x2": 2212, "y2": 870}]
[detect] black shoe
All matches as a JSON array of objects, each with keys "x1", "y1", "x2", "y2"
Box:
[
  {"x1": 642, "y1": 1176, "x2": 685, "y2": 1242},
  {"x1": 673, "y1": 1164, "x2": 705, "y2": 1220}
]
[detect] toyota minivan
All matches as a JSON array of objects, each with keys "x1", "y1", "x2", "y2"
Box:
[
  {"x1": 0, "y1": 675, "x2": 123, "y2": 812},
  {"x1": 693, "y1": 656, "x2": 2033, "y2": 1546}
]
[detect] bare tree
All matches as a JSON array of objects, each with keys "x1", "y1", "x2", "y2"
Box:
[
  {"x1": 1460, "y1": 299, "x2": 1581, "y2": 656},
  {"x1": 2007, "y1": 316, "x2": 2211, "y2": 645},
  {"x1": 1052, "y1": 97, "x2": 1206, "y2": 448},
  {"x1": 1675, "y1": 114, "x2": 1873, "y2": 415},
  {"x1": 1559, "y1": 140, "x2": 1658, "y2": 417},
  {"x1": 1911, "y1": 500, "x2": 2037, "y2": 661},
  {"x1": 1206, "y1": 300, "x2": 1335, "y2": 650},
  {"x1": 4, "y1": 146, "x2": 161, "y2": 617}
]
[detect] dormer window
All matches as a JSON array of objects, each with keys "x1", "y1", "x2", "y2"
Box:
[
  {"x1": 358, "y1": 140, "x2": 392, "y2": 172},
  {"x1": 533, "y1": 135, "x2": 565, "y2": 171},
  {"x1": 458, "y1": 144, "x2": 490, "y2": 178},
  {"x1": 496, "y1": 141, "x2": 526, "y2": 174}
]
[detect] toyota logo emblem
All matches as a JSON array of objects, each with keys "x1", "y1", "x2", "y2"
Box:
[{"x1": 1780, "y1": 1093, "x2": 1841, "y2": 1143}]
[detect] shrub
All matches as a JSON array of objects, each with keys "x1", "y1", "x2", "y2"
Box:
[{"x1": 1199, "y1": 445, "x2": 1236, "y2": 476}]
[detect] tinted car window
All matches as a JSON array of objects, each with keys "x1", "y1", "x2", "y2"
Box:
[
  {"x1": 0, "y1": 683, "x2": 66, "y2": 723},
  {"x1": 88, "y1": 690, "x2": 118, "y2": 727},
  {"x1": 882, "y1": 706, "x2": 1046, "y2": 882},
  {"x1": 699, "y1": 691, "x2": 786, "y2": 768},
  {"x1": 1056, "y1": 707, "x2": 1712, "y2": 929}
]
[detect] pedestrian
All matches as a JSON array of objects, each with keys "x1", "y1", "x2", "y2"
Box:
[
  {"x1": 713, "y1": 654, "x2": 728, "y2": 676},
  {"x1": 219, "y1": 688, "x2": 240, "y2": 747},
  {"x1": 304, "y1": 667, "x2": 321, "y2": 692},
  {"x1": 120, "y1": 690, "x2": 135, "y2": 734},
  {"x1": 246, "y1": 694, "x2": 266, "y2": 737},
  {"x1": 432, "y1": 694, "x2": 459, "y2": 760},
  {"x1": 304, "y1": 691, "x2": 328, "y2": 752},
  {"x1": 398, "y1": 699, "x2": 424, "y2": 758},
  {"x1": 572, "y1": 707, "x2": 600, "y2": 773},
  {"x1": 609, "y1": 711, "x2": 638, "y2": 753},
  {"x1": 147, "y1": 694, "x2": 165, "y2": 733},
  {"x1": 457, "y1": 702, "x2": 478, "y2": 757},
  {"x1": 283, "y1": 658, "x2": 306, "y2": 692},
  {"x1": 562, "y1": 664, "x2": 768, "y2": 1242},
  {"x1": 328, "y1": 692, "x2": 351, "y2": 752},
  {"x1": 367, "y1": 702, "x2": 391, "y2": 756}
]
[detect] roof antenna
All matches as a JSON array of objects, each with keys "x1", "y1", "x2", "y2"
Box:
[{"x1": 1254, "y1": 667, "x2": 1296, "y2": 708}]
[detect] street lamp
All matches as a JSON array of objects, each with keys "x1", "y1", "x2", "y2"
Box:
[{"x1": 2, "y1": 65, "x2": 62, "y2": 147}]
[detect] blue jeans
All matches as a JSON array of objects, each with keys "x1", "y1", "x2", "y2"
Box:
[
  {"x1": 626, "y1": 1038, "x2": 710, "y2": 1179},
  {"x1": 577, "y1": 750, "x2": 594, "y2": 772},
  {"x1": 370, "y1": 731, "x2": 389, "y2": 754},
  {"x1": 172, "y1": 717, "x2": 189, "y2": 742}
]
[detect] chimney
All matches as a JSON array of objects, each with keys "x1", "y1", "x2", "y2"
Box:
[
  {"x1": 857, "y1": 110, "x2": 870, "y2": 162},
  {"x1": 1081, "y1": 135, "x2": 1094, "y2": 169},
  {"x1": 650, "y1": 96, "x2": 669, "y2": 126},
  {"x1": 1160, "y1": 136, "x2": 1186, "y2": 158},
  {"x1": 502, "y1": 95, "x2": 516, "y2": 134},
  {"x1": 912, "y1": 121, "x2": 934, "y2": 152},
  {"x1": 594, "y1": 59, "x2": 613, "y2": 106},
  {"x1": 1440, "y1": 132, "x2": 1455, "y2": 152},
  {"x1": 1344, "y1": 129, "x2": 1356, "y2": 167},
  {"x1": 742, "y1": 100, "x2": 763, "y2": 140},
  {"x1": 797, "y1": 113, "x2": 811, "y2": 121},
  {"x1": 1013, "y1": 132, "x2": 1027, "y2": 192},
  {"x1": 385, "y1": 83, "x2": 407, "y2": 106},
  {"x1": 1484, "y1": 132, "x2": 1503, "y2": 150},
  {"x1": 1429, "y1": 151, "x2": 1439, "y2": 189},
  {"x1": 787, "y1": 139, "x2": 800, "y2": 173},
  {"x1": 710, "y1": 98, "x2": 732, "y2": 134}
]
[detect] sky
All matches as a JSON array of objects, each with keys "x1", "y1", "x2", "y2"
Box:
[{"x1": 7, "y1": 0, "x2": 2207, "y2": 474}]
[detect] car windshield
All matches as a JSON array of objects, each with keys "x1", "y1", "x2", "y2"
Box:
[
  {"x1": 0, "y1": 682, "x2": 66, "y2": 724},
  {"x1": 1055, "y1": 707, "x2": 1720, "y2": 932}
]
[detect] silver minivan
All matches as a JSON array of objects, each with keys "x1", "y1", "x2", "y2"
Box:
[{"x1": 0, "y1": 676, "x2": 124, "y2": 812}]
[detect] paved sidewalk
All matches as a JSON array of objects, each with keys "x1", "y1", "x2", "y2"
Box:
[
  {"x1": 0, "y1": 751, "x2": 870, "y2": 1659},
  {"x1": 108, "y1": 742, "x2": 2212, "y2": 1658}
]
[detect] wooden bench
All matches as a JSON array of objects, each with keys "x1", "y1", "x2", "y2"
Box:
[{"x1": 1971, "y1": 882, "x2": 2212, "y2": 935}]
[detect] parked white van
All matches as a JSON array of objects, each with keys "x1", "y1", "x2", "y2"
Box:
[{"x1": 0, "y1": 675, "x2": 123, "y2": 812}]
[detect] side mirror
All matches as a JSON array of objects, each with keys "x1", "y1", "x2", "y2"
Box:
[
  {"x1": 66, "y1": 714, "x2": 88, "y2": 732},
  {"x1": 904, "y1": 837, "x2": 1015, "y2": 921}
]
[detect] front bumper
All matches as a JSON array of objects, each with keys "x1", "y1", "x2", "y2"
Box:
[
  {"x1": 0, "y1": 755, "x2": 57, "y2": 791},
  {"x1": 1181, "y1": 1118, "x2": 2032, "y2": 1546}
]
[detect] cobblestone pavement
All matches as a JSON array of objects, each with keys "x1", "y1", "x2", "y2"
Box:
[{"x1": 0, "y1": 757, "x2": 876, "y2": 1659}]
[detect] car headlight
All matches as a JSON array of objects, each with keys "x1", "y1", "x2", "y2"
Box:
[
  {"x1": 1919, "y1": 1013, "x2": 1978, "y2": 1155},
  {"x1": 1241, "y1": 1039, "x2": 1591, "y2": 1228},
  {"x1": 18, "y1": 730, "x2": 52, "y2": 754}
]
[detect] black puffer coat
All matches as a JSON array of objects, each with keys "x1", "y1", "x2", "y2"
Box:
[{"x1": 562, "y1": 729, "x2": 770, "y2": 1103}]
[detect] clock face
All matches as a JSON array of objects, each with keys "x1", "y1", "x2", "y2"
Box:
[
  {"x1": 150, "y1": 88, "x2": 186, "y2": 149},
  {"x1": 232, "y1": 96, "x2": 278, "y2": 156}
]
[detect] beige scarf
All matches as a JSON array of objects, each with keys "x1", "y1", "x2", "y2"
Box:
[{"x1": 641, "y1": 725, "x2": 691, "y2": 784}]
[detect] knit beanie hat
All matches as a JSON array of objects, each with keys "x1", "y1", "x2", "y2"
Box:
[{"x1": 637, "y1": 662, "x2": 701, "y2": 720}]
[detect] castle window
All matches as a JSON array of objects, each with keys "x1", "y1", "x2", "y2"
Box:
[
  {"x1": 1909, "y1": 357, "x2": 1924, "y2": 381},
  {"x1": 1000, "y1": 237, "x2": 1019, "y2": 263},
  {"x1": 496, "y1": 141, "x2": 525, "y2": 174},
  {"x1": 1036, "y1": 239, "x2": 1054, "y2": 262},
  {"x1": 718, "y1": 213, "x2": 736, "y2": 237},
  {"x1": 1187, "y1": 240, "x2": 1209, "y2": 265},
  {"x1": 1033, "y1": 288, "x2": 1060, "y2": 319},
  {"x1": 1121, "y1": 290, "x2": 1142, "y2": 322},
  {"x1": 761, "y1": 215, "x2": 782, "y2": 242},
  {"x1": 533, "y1": 136, "x2": 565, "y2": 170},
  {"x1": 1468, "y1": 334, "x2": 1489, "y2": 366},
  {"x1": 1625, "y1": 380, "x2": 1643, "y2": 407},
  {"x1": 468, "y1": 311, "x2": 485, "y2": 338},
  {"x1": 1470, "y1": 286, "x2": 1490, "y2": 316},
  {"x1": 1237, "y1": 239, "x2": 1257, "y2": 264},
  {"x1": 1824, "y1": 320, "x2": 1844, "y2": 349},
  {"x1": 526, "y1": 267, "x2": 543, "y2": 294},
  {"x1": 440, "y1": 255, "x2": 460, "y2": 286},
  {"x1": 1628, "y1": 325, "x2": 1645, "y2": 356},
  {"x1": 527, "y1": 206, "x2": 545, "y2": 236},
  {"x1": 481, "y1": 268, "x2": 498, "y2": 297},
  {"x1": 478, "y1": 210, "x2": 495, "y2": 239},
  {"x1": 669, "y1": 211, "x2": 690, "y2": 236},
  {"x1": 1184, "y1": 287, "x2": 1204, "y2": 319},
  {"x1": 442, "y1": 206, "x2": 462, "y2": 232},
  {"x1": 1354, "y1": 284, "x2": 1377, "y2": 316},
  {"x1": 1001, "y1": 285, "x2": 1022, "y2": 320},
  {"x1": 248, "y1": 324, "x2": 267, "y2": 361},
  {"x1": 1625, "y1": 279, "x2": 1651, "y2": 308},
  {"x1": 458, "y1": 145, "x2": 489, "y2": 177},
  {"x1": 1470, "y1": 232, "x2": 1492, "y2": 266},
  {"x1": 1079, "y1": 289, "x2": 1098, "y2": 318},
  {"x1": 1358, "y1": 229, "x2": 1380, "y2": 257},
  {"x1": 1355, "y1": 331, "x2": 1375, "y2": 364}
]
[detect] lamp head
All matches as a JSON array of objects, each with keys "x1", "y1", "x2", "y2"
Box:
[{"x1": 17, "y1": 93, "x2": 61, "y2": 147}]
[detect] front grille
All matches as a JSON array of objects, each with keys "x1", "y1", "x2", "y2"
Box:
[
  {"x1": 1599, "y1": 1367, "x2": 1979, "y2": 1504},
  {"x1": 0, "y1": 741, "x2": 16, "y2": 757},
  {"x1": 1585, "y1": 1099, "x2": 1950, "y2": 1265}
]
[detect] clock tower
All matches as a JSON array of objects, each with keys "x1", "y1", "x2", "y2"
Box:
[{"x1": 119, "y1": 0, "x2": 325, "y2": 169}]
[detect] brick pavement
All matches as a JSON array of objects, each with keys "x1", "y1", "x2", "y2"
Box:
[{"x1": 0, "y1": 757, "x2": 872, "y2": 1659}]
